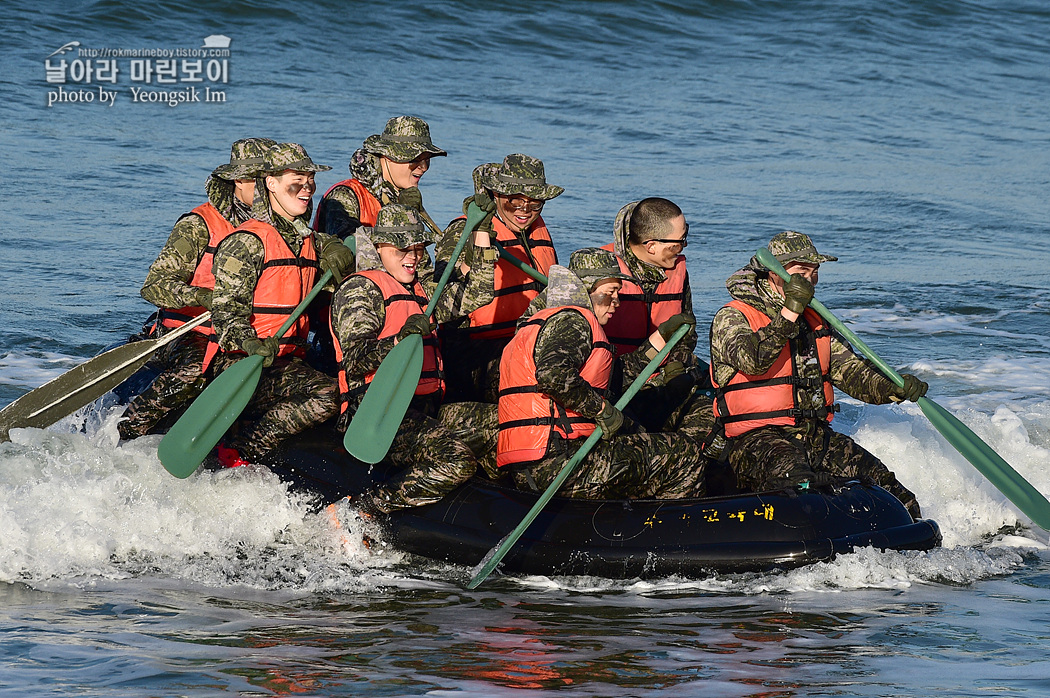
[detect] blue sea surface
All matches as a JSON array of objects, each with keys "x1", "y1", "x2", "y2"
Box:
[{"x1": 1, "y1": 1, "x2": 1049, "y2": 695}]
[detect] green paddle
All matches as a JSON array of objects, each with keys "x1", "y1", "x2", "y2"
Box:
[
  {"x1": 157, "y1": 270, "x2": 333, "y2": 478},
  {"x1": 0, "y1": 312, "x2": 212, "y2": 443},
  {"x1": 493, "y1": 241, "x2": 548, "y2": 285},
  {"x1": 755, "y1": 247, "x2": 1050, "y2": 531},
  {"x1": 343, "y1": 203, "x2": 487, "y2": 463},
  {"x1": 467, "y1": 322, "x2": 693, "y2": 589}
]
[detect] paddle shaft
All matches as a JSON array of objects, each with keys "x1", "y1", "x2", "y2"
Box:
[
  {"x1": 493, "y1": 241, "x2": 548, "y2": 285},
  {"x1": 425, "y1": 208, "x2": 484, "y2": 317},
  {"x1": 467, "y1": 322, "x2": 693, "y2": 589},
  {"x1": 342, "y1": 204, "x2": 486, "y2": 462},
  {"x1": 755, "y1": 248, "x2": 1050, "y2": 530}
]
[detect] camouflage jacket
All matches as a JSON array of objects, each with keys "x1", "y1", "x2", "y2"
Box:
[
  {"x1": 211, "y1": 188, "x2": 342, "y2": 351},
  {"x1": 330, "y1": 245, "x2": 495, "y2": 405},
  {"x1": 525, "y1": 267, "x2": 655, "y2": 419},
  {"x1": 709, "y1": 260, "x2": 899, "y2": 410},
  {"x1": 139, "y1": 175, "x2": 253, "y2": 310},
  {"x1": 315, "y1": 149, "x2": 398, "y2": 239}
]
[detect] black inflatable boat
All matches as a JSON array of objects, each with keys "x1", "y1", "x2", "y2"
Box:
[{"x1": 267, "y1": 428, "x2": 941, "y2": 579}]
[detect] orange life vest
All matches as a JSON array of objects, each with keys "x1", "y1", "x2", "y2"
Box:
[
  {"x1": 461, "y1": 215, "x2": 557, "y2": 340},
  {"x1": 331, "y1": 269, "x2": 444, "y2": 416},
  {"x1": 496, "y1": 306, "x2": 614, "y2": 468},
  {"x1": 712, "y1": 299, "x2": 835, "y2": 438},
  {"x1": 157, "y1": 202, "x2": 236, "y2": 336},
  {"x1": 599, "y1": 244, "x2": 688, "y2": 356},
  {"x1": 313, "y1": 178, "x2": 383, "y2": 230},
  {"x1": 207, "y1": 219, "x2": 319, "y2": 368}
]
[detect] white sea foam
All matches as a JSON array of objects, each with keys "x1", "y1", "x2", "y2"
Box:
[
  {"x1": 0, "y1": 406, "x2": 402, "y2": 592},
  {"x1": 840, "y1": 304, "x2": 1050, "y2": 351},
  {"x1": 0, "y1": 350, "x2": 83, "y2": 390}
]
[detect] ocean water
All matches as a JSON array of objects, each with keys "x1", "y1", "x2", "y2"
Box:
[{"x1": 2, "y1": 0, "x2": 1049, "y2": 695}]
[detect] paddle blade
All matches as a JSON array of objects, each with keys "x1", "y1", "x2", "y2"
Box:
[
  {"x1": 157, "y1": 355, "x2": 264, "y2": 478},
  {"x1": 919, "y1": 396, "x2": 1050, "y2": 530},
  {"x1": 0, "y1": 341, "x2": 159, "y2": 442},
  {"x1": 343, "y1": 336, "x2": 424, "y2": 464}
]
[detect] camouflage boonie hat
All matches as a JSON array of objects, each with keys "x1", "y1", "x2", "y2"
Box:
[
  {"x1": 262, "y1": 143, "x2": 332, "y2": 174},
  {"x1": 369, "y1": 204, "x2": 435, "y2": 249},
  {"x1": 212, "y1": 137, "x2": 277, "y2": 180},
  {"x1": 568, "y1": 247, "x2": 636, "y2": 287},
  {"x1": 768, "y1": 231, "x2": 838, "y2": 265},
  {"x1": 477, "y1": 154, "x2": 564, "y2": 201},
  {"x1": 363, "y1": 116, "x2": 447, "y2": 162}
]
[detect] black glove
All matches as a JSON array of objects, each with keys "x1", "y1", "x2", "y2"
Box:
[
  {"x1": 595, "y1": 400, "x2": 625, "y2": 440},
  {"x1": 396, "y1": 313, "x2": 435, "y2": 342},
  {"x1": 241, "y1": 336, "x2": 280, "y2": 368},
  {"x1": 319, "y1": 240, "x2": 355, "y2": 283},
  {"x1": 783, "y1": 273, "x2": 814, "y2": 315},
  {"x1": 194, "y1": 288, "x2": 212, "y2": 310},
  {"x1": 891, "y1": 373, "x2": 929, "y2": 403}
]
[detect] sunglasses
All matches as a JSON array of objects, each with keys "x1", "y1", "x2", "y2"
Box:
[
  {"x1": 501, "y1": 196, "x2": 544, "y2": 213},
  {"x1": 649, "y1": 236, "x2": 687, "y2": 248}
]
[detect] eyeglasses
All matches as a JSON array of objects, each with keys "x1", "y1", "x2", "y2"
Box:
[{"x1": 501, "y1": 196, "x2": 544, "y2": 213}]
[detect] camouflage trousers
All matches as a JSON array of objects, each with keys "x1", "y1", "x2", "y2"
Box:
[
  {"x1": 512, "y1": 430, "x2": 707, "y2": 500},
  {"x1": 213, "y1": 353, "x2": 339, "y2": 461},
  {"x1": 118, "y1": 332, "x2": 210, "y2": 440},
  {"x1": 362, "y1": 401, "x2": 496, "y2": 514},
  {"x1": 727, "y1": 420, "x2": 921, "y2": 518}
]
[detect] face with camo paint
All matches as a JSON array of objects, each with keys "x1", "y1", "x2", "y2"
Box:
[{"x1": 266, "y1": 170, "x2": 316, "y2": 219}]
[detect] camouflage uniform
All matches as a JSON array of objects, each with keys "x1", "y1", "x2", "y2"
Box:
[
  {"x1": 436, "y1": 154, "x2": 563, "y2": 404},
  {"x1": 209, "y1": 143, "x2": 341, "y2": 461},
  {"x1": 331, "y1": 205, "x2": 497, "y2": 514},
  {"x1": 709, "y1": 232, "x2": 921, "y2": 517},
  {"x1": 120, "y1": 138, "x2": 275, "y2": 440},
  {"x1": 606, "y1": 200, "x2": 715, "y2": 439},
  {"x1": 314, "y1": 116, "x2": 447, "y2": 241},
  {"x1": 506, "y1": 255, "x2": 707, "y2": 500}
]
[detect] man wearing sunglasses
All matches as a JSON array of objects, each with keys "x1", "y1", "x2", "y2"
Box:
[
  {"x1": 601, "y1": 198, "x2": 712, "y2": 441},
  {"x1": 436, "y1": 154, "x2": 564, "y2": 404}
]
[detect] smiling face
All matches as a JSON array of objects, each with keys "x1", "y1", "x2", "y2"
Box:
[
  {"x1": 589, "y1": 279, "x2": 623, "y2": 326},
  {"x1": 494, "y1": 193, "x2": 544, "y2": 234},
  {"x1": 378, "y1": 243, "x2": 427, "y2": 284},
  {"x1": 380, "y1": 154, "x2": 432, "y2": 191},
  {"x1": 266, "y1": 170, "x2": 316, "y2": 220}
]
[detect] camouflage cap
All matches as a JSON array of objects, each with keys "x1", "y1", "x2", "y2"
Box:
[
  {"x1": 768, "y1": 231, "x2": 838, "y2": 265},
  {"x1": 568, "y1": 247, "x2": 636, "y2": 288},
  {"x1": 477, "y1": 154, "x2": 564, "y2": 201},
  {"x1": 212, "y1": 137, "x2": 277, "y2": 180},
  {"x1": 369, "y1": 204, "x2": 435, "y2": 249},
  {"x1": 262, "y1": 143, "x2": 332, "y2": 174},
  {"x1": 363, "y1": 116, "x2": 447, "y2": 162}
]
